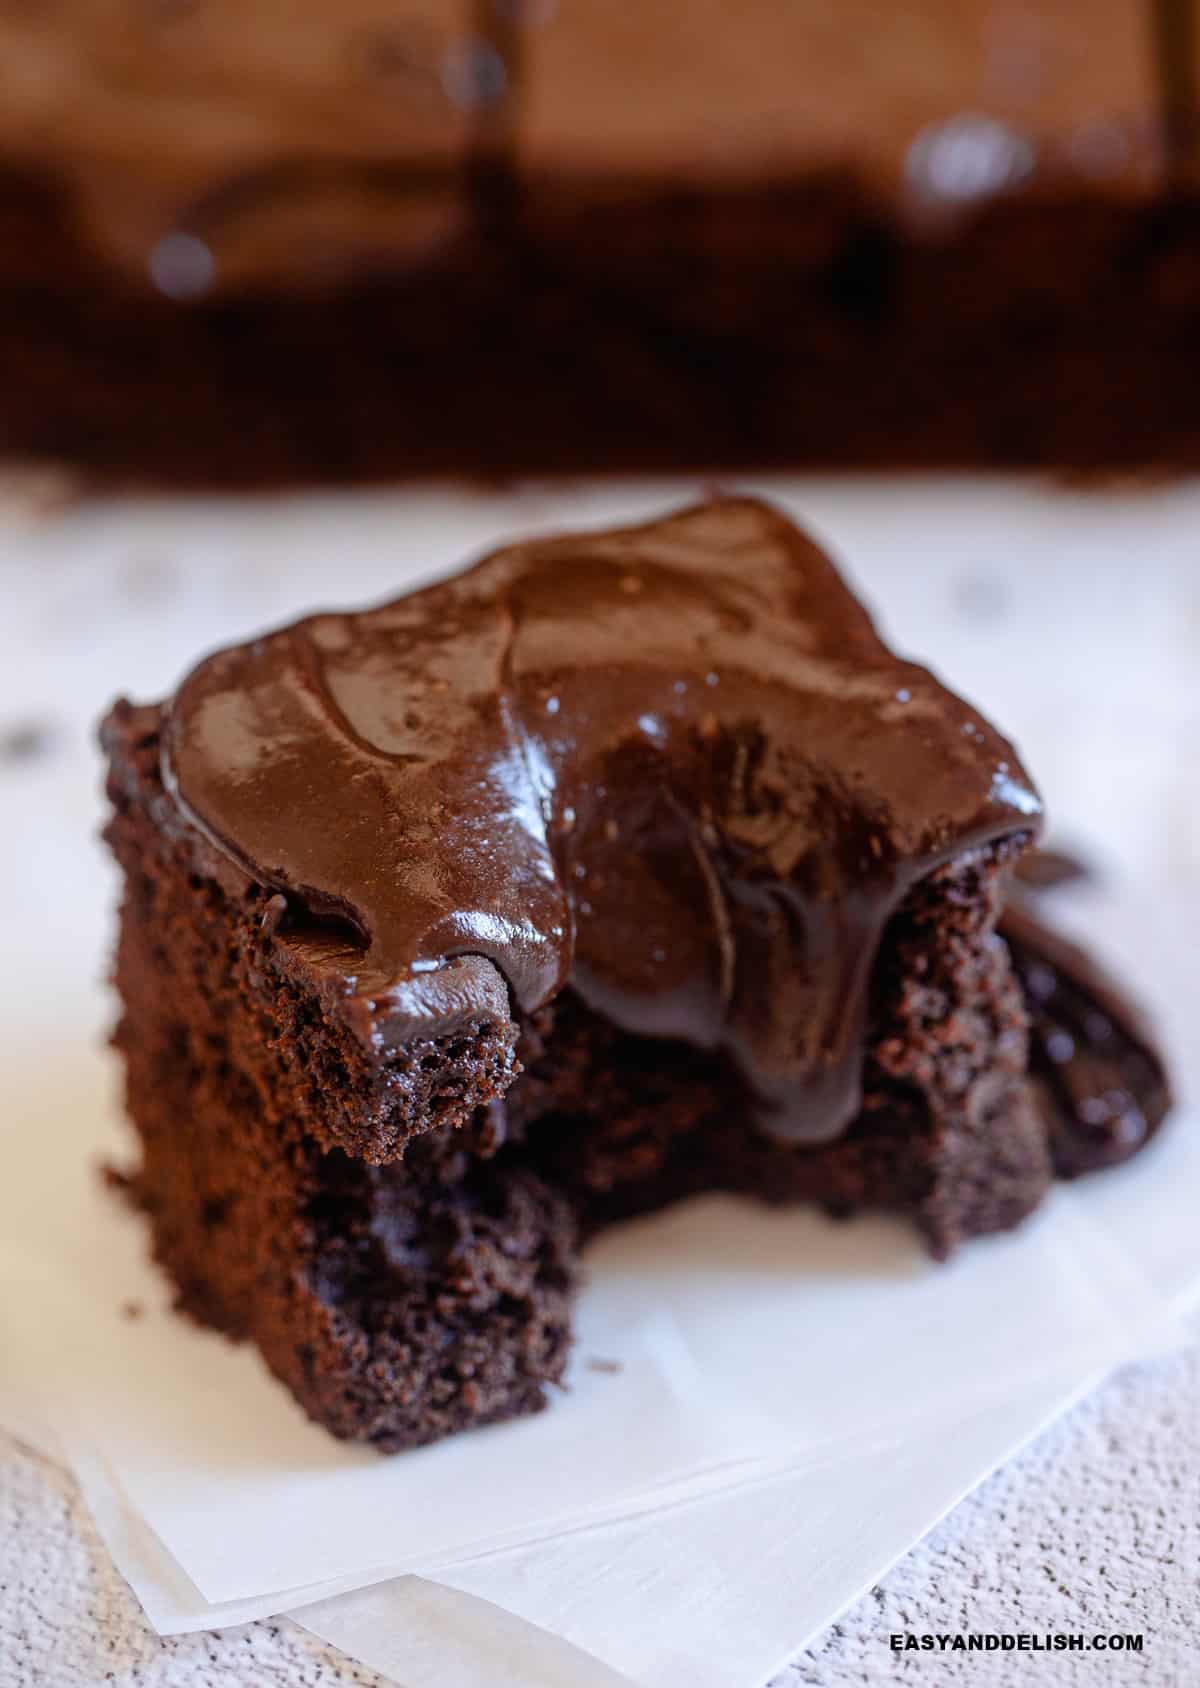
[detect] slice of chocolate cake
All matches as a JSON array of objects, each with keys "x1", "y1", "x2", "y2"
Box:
[{"x1": 100, "y1": 497, "x2": 1166, "y2": 1452}]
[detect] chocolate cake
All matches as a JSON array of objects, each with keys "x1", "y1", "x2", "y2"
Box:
[
  {"x1": 101, "y1": 497, "x2": 1170, "y2": 1450},
  {"x1": 7, "y1": 1, "x2": 1200, "y2": 482}
]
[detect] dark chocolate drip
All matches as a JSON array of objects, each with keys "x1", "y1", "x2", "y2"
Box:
[
  {"x1": 1013, "y1": 844, "x2": 1094, "y2": 892},
  {"x1": 1152, "y1": 0, "x2": 1199, "y2": 185},
  {"x1": 162, "y1": 497, "x2": 1041, "y2": 1145},
  {"x1": 471, "y1": 0, "x2": 523, "y2": 175},
  {"x1": 1000, "y1": 900, "x2": 1171, "y2": 1177}
]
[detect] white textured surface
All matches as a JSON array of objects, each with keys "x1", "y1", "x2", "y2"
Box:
[
  {"x1": 1, "y1": 474, "x2": 1196, "y2": 1687},
  {"x1": 4, "y1": 1328, "x2": 1199, "y2": 1687}
]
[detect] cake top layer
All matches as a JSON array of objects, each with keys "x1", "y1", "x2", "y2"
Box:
[
  {"x1": 1, "y1": 1, "x2": 1167, "y2": 289},
  {"x1": 162, "y1": 496, "x2": 1041, "y2": 1144},
  {"x1": 522, "y1": 0, "x2": 1158, "y2": 195}
]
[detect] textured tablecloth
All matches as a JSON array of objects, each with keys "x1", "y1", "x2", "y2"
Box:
[{"x1": 4, "y1": 1324, "x2": 1198, "y2": 1687}]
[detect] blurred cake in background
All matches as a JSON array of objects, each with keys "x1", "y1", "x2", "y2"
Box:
[{"x1": 3, "y1": 0, "x2": 1198, "y2": 483}]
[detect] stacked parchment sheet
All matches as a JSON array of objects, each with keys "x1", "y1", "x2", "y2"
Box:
[{"x1": 2, "y1": 479, "x2": 1197, "y2": 1688}]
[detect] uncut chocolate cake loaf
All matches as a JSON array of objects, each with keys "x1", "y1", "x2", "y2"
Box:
[
  {"x1": 7, "y1": 1, "x2": 1200, "y2": 481},
  {"x1": 101, "y1": 498, "x2": 1167, "y2": 1451}
]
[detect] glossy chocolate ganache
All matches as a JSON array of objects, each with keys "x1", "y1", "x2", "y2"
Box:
[{"x1": 162, "y1": 498, "x2": 1042, "y2": 1145}]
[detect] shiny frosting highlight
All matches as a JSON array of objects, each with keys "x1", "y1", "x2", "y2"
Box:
[{"x1": 162, "y1": 498, "x2": 1041, "y2": 1143}]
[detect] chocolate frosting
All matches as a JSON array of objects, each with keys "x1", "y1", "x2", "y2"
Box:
[
  {"x1": 0, "y1": 2, "x2": 1171, "y2": 289},
  {"x1": 1000, "y1": 889, "x2": 1171, "y2": 1174},
  {"x1": 162, "y1": 497, "x2": 1041, "y2": 1144}
]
